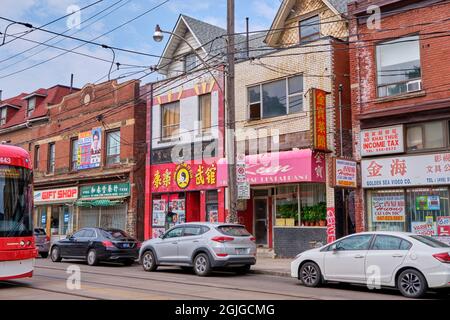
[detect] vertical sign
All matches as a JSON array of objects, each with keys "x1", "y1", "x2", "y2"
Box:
[
  {"x1": 326, "y1": 208, "x2": 336, "y2": 243},
  {"x1": 78, "y1": 127, "x2": 102, "y2": 170},
  {"x1": 311, "y1": 88, "x2": 328, "y2": 151}
]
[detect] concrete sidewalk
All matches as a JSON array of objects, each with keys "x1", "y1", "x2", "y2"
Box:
[{"x1": 251, "y1": 256, "x2": 292, "y2": 277}]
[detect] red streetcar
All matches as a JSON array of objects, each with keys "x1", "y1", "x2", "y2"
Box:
[{"x1": 0, "y1": 144, "x2": 36, "y2": 280}]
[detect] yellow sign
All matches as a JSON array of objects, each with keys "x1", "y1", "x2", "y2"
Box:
[{"x1": 175, "y1": 163, "x2": 192, "y2": 189}]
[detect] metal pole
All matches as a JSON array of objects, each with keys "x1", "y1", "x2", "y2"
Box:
[
  {"x1": 226, "y1": 0, "x2": 238, "y2": 223},
  {"x1": 338, "y1": 84, "x2": 346, "y2": 235}
]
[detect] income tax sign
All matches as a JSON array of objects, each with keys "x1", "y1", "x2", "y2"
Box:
[{"x1": 361, "y1": 125, "x2": 404, "y2": 156}]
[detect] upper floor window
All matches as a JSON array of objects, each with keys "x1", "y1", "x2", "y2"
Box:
[
  {"x1": 199, "y1": 94, "x2": 211, "y2": 134},
  {"x1": 299, "y1": 15, "x2": 320, "y2": 43},
  {"x1": 376, "y1": 35, "x2": 422, "y2": 98},
  {"x1": 185, "y1": 53, "x2": 198, "y2": 73},
  {"x1": 27, "y1": 97, "x2": 36, "y2": 117},
  {"x1": 0, "y1": 108, "x2": 6, "y2": 125},
  {"x1": 406, "y1": 121, "x2": 445, "y2": 152},
  {"x1": 70, "y1": 138, "x2": 78, "y2": 171},
  {"x1": 47, "y1": 142, "x2": 55, "y2": 173},
  {"x1": 34, "y1": 145, "x2": 40, "y2": 169},
  {"x1": 106, "y1": 130, "x2": 121, "y2": 165},
  {"x1": 248, "y1": 75, "x2": 303, "y2": 120},
  {"x1": 161, "y1": 102, "x2": 180, "y2": 139}
]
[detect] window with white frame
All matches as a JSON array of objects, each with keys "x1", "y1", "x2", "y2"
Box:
[
  {"x1": 376, "y1": 35, "x2": 422, "y2": 97},
  {"x1": 247, "y1": 75, "x2": 303, "y2": 120},
  {"x1": 27, "y1": 97, "x2": 36, "y2": 117},
  {"x1": 106, "y1": 130, "x2": 121, "y2": 165},
  {"x1": 0, "y1": 108, "x2": 6, "y2": 125}
]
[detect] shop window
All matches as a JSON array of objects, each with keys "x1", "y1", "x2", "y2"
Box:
[
  {"x1": 70, "y1": 138, "x2": 78, "y2": 171},
  {"x1": 199, "y1": 94, "x2": 211, "y2": 134},
  {"x1": 299, "y1": 15, "x2": 320, "y2": 44},
  {"x1": 161, "y1": 102, "x2": 180, "y2": 139},
  {"x1": 406, "y1": 121, "x2": 445, "y2": 152},
  {"x1": 106, "y1": 130, "x2": 120, "y2": 165},
  {"x1": 47, "y1": 142, "x2": 55, "y2": 174},
  {"x1": 0, "y1": 107, "x2": 6, "y2": 125},
  {"x1": 247, "y1": 75, "x2": 303, "y2": 120},
  {"x1": 376, "y1": 35, "x2": 421, "y2": 98},
  {"x1": 367, "y1": 190, "x2": 406, "y2": 232}
]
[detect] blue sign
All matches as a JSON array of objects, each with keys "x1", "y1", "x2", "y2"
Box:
[
  {"x1": 64, "y1": 213, "x2": 70, "y2": 223},
  {"x1": 41, "y1": 213, "x2": 47, "y2": 225}
]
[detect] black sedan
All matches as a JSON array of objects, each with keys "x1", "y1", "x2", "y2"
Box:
[{"x1": 50, "y1": 228, "x2": 140, "y2": 266}]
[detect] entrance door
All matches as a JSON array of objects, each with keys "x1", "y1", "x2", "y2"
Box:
[{"x1": 254, "y1": 198, "x2": 268, "y2": 246}]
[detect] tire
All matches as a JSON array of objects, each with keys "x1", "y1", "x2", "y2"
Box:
[
  {"x1": 194, "y1": 253, "x2": 211, "y2": 277},
  {"x1": 299, "y1": 262, "x2": 322, "y2": 287},
  {"x1": 235, "y1": 264, "x2": 251, "y2": 275},
  {"x1": 397, "y1": 269, "x2": 428, "y2": 298},
  {"x1": 142, "y1": 251, "x2": 157, "y2": 272},
  {"x1": 50, "y1": 246, "x2": 62, "y2": 262},
  {"x1": 87, "y1": 249, "x2": 99, "y2": 266},
  {"x1": 40, "y1": 252, "x2": 49, "y2": 259},
  {"x1": 123, "y1": 259, "x2": 135, "y2": 266}
]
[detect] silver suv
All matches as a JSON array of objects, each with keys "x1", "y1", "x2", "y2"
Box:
[{"x1": 139, "y1": 223, "x2": 257, "y2": 276}]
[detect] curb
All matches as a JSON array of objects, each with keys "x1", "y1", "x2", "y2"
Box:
[{"x1": 251, "y1": 269, "x2": 291, "y2": 278}]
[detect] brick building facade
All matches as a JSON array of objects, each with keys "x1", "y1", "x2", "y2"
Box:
[
  {"x1": 349, "y1": 0, "x2": 450, "y2": 244},
  {"x1": 0, "y1": 80, "x2": 146, "y2": 240}
]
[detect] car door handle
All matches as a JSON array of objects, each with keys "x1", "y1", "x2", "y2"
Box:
[
  {"x1": 354, "y1": 254, "x2": 365, "y2": 259},
  {"x1": 392, "y1": 254, "x2": 404, "y2": 258},
  {"x1": 172, "y1": 242, "x2": 178, "y2": 244},
  {"x1": 193, "y1": 240, "x2": 200, "y2": 243}
]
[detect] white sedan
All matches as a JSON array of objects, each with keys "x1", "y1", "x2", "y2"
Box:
[{"x1": 291, "y1": 231, "x2": 450, "y2": 298}]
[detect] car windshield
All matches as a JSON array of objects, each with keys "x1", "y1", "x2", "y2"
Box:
[
  {"x1": 410, "y1": 235, "x2": 450, "y2": 248},
  {"x1": 101, "y1": 229, "x2": 129, "y2": 240},
  {"x1": 217, "y1": 225, "x2": 251, "y2": 237}
]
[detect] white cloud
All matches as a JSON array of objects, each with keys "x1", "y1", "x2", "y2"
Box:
[
  {"x1": 0, "y1": 0, "x2": 37, "y2": 19},
  {"x1": 251, "y1": 0, "x2": 278, "y2": 21}
]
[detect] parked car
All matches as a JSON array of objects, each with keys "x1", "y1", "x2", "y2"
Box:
[
  {"x1": 34, "y1": 228, "x2": 51, "y2": 258},
  {"x1": 139, "y1": 223, "x2": 257, "y2": 276},
  {"x1": 290, "y1": 231, "x2": 450, "y2": 298},
  {"x1": 50, "y1": 227, "x2": 140, "y2": 266}
]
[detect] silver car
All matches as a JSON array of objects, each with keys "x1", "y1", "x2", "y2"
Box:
[
  {"x1": 34, "y1": 228, "x2": 50, "y2": 258},
  {"x1": 139, "y1": 223, "x2": 257, "y2": 276}
]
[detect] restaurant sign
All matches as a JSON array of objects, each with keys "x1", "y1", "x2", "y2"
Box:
[
  {"x1": 80, "y1": 183, "x2": 130, "y2": 199},
  {"x1": 311, "y1": 88, "x2": 328, "y2": 151},
  {"x1": 362, "y1": 153, "x2": 450, "y2": 188},
  {"x1": 361, "y1": 125, "x2": 404, "y2": 156},
  {"x1": 333, "y1": 158, "x2": 357, "y2": 188}
]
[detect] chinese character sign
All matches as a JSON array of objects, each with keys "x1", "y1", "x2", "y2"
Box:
[
  {"x1": 334, "y1": 158, "x2": 357, "y2": 188},
  {"x1": 362, "y1": 153, "x2": 450, "y2": 188},
  {"x1": 78, "y1": 127, "x2": 102, "y2": 170},
  {"x1": 361, "y1": 125, "x2": 404, "y2": 156},
  {"x1": 311, "y1": 88, "x2": 327, "y2": 151},
  {"x1": 371, "y1": 195, "x2": 406, "y2": 222}
]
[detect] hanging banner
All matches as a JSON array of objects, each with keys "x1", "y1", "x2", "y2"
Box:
[
  {"x1": 333, "y1": 158, "x2": 357, "y2": 188},
  {"x1": 311, "y1": 88, "x2": 328, "y2": 151},
  {"x1": 78, "y1": 127, "x2": 102, "y2": 170},
  {"x1": 326, "y1": 208, "x2": 336, "y2": 243},
  {"x1": 361, "y1": 125, "x2": 404, "y2": 156},
  {"x1": 371, "y1": 195, "x2": 406, "y2": 222}
]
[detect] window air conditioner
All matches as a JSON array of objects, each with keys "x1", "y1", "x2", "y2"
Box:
[{"x1": 406, "y1": 80, "x2": 422, "y2": 93}]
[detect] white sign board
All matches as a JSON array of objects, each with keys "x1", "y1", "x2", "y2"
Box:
[
  {"x1": 371, "y1": 195, "x2": 405, "y2": 222},
  {"x1": 362, "y1": 153, "x2": 450, "y2": 188},
  {"x1": 237, "y1": 182, "x2": 250, "y2": 200},
  {"x1": 361, "y1": 125, "x2": 404, "y2": 156},
  {"x1": 334, "y1": 158, "x2": 357, "y2": 188}
]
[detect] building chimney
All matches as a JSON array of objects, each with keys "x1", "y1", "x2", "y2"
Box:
[{"x1": 70, "y1": 74, "x2": 74, "y2": 93}]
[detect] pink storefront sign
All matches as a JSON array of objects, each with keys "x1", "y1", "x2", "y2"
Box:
[{"x1": 217, "y1": 149, "x2": 326, "y2": 186}]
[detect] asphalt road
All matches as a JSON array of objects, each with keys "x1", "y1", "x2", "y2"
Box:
[{"x1": 0, "y1": 258, "x2": 448, "y2": 300}]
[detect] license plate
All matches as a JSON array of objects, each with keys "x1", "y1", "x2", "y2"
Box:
[
  {"x1": 122, "y1": 243, "x2": 130, "y2": 248},
  {"x1": 235, "y1": 248, "x2": 249, "y2": 255}
]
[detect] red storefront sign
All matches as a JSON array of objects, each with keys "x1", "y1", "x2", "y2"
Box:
[
  {"x1": 151, "y1": 161, "x2": 218, "y2": 193},
  {"x1": 34, "y1": 187, "x2": 78, "y2": 203},
  {"x1": 361, "y1": 125, "x2": 404, "y2": 156},
  {"x1": 311, "y1": 88, "x2": 328, "y2": 151},
  {"x1": 217, "y1": 150, "x2": 326, "y2": 186}
]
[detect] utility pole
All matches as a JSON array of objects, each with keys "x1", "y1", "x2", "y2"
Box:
[{"x1": 226, "y1": 0, "x2": 238, "y2": 223}]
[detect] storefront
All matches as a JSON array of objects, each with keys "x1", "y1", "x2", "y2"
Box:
[
  {"x1": 33, "y1": 187, "x2": 78, "y2": 241},
  {"x1": 218, "y1": 149, "x2": 331, "y2": 257},
  {"x1": 362, "y1": 152, "x2": 450, "y2": 244},
  {"x1": 150, "y1": 161, "x2": 225, "y2": 238},
  {"x1": 76, "y1": 182, "x2": 130, "y2": 231}
]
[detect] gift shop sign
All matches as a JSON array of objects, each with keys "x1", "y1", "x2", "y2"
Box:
[
  {"x1": 371, "y1": 195, "x2": 405, "y2": 222},
  {"x1": 362, "y1": 153, "x2": 450, "y2": 188},
  {"x1": 361, "y1": 125, "x2": 404, "y2": 156}
]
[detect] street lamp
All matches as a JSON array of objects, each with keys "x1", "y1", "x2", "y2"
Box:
[{"x1": 1, "y1": 22, "x2": 33, "y2": 45}]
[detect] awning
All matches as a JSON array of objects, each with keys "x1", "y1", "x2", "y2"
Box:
[{"x1": 75, "y1": 199, "x2": 124, "y2": 208}]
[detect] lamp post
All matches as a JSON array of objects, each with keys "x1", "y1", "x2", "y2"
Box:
[{"x1": 1, "y1": 22, "x2": 33, "y2": 45}]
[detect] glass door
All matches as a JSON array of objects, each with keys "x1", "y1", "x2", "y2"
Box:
[{"x1": 254, "y1": 197, "x2": 268, "y2": 246}]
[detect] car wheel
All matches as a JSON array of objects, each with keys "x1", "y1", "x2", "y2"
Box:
[
  {"x1": 397, "y1": 269, "x2": 428, "y2": 298},
  {"x1": 299, "y1": 262, "x2": 322, "y2": 287},
  {"x1": 142, "y1": 251, "x2": 157, "y2": 272},
  {"x1": 50, "y1": 246, "x2": 62, "y2": 262},
  {"x1": 87, "y1": 249, "x2": 99, "y2": 266},
  {"x1": 235, "y1": 264, "x2": 251, "y2": 275},
  {"x1": 194, "y1": 253, "x2": 211, "y2": 277},
  {"x1": 123, "y1": 259, "x2": 135, "y2": 266},
  {"x1": 40, "y1": 252, "x2": 49, "y2": 259}
]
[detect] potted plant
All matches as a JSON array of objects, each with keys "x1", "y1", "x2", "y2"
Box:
[
  {"x1": 301, "y1": 206, "x2": 311, "y2": 226},
  {"x1": 318, "y1": 202, "x2": 327, "y2": 226}
]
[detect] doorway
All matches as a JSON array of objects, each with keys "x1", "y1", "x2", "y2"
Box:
[{"x1": 254, "y1": 197, "x2": 269, "y2": 246}]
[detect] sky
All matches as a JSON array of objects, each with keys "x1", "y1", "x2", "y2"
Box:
[{"x1": 0, "y1": 0, "x2": 280, "y2": 98}]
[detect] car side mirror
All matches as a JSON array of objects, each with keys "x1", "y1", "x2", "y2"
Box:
[{"x1": 159, "y1": 234, "x2": 165, "y2": 239}]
